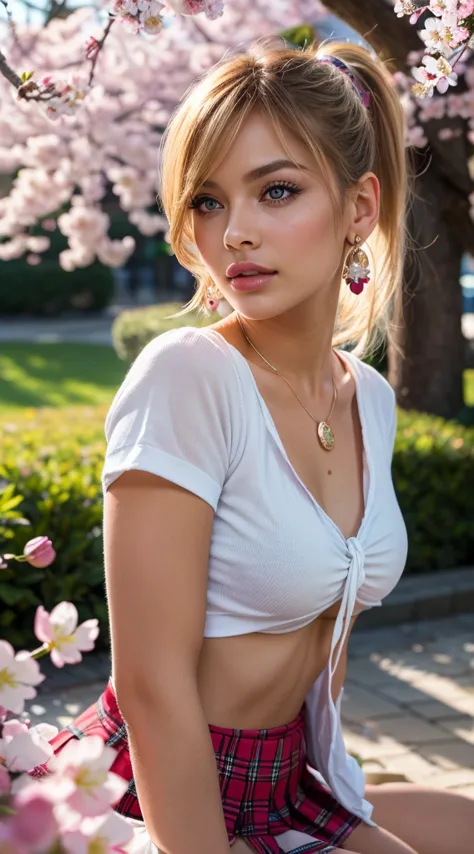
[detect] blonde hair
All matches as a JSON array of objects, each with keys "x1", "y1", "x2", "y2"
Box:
[{"x1": 158, "y1": 37, "x2": 410, "y2": 357}]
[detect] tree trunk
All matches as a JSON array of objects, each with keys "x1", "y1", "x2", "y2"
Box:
[
  {"x1": 322, "y1": 0, "x2": 474, "y2": 417},
  {"x1": 388, "y1": 168, "x2": 465, "y2": 417}
]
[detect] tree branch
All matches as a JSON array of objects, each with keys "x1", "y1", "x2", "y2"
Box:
[
  {"x1": 0, "y1": 48, "x2": 22, "y2": 88},
  {"x1": 325, "y1": 0, "x2": 474, "y2": 242},
  {"x1": 322, "y1": 0, "x2": 421, "y2": 71},
  {"x1": 88, "y1": 17, "x2": 115, "y2": 87}
]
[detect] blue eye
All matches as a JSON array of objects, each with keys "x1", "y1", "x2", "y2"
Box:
[
  {"x1": 188, "y1": 196, "x2": 222, "y2": 213},
  {"x1": 267, "y1": 185, "x2": 287, "y2": 200},
  {"x1": 189, "y1": 180, "x2": 302, "y2": 215}
]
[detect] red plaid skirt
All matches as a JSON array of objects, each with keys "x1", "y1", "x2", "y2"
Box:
[{"x1": 30, "y1": 677, "x2": 361, "y2": 853}]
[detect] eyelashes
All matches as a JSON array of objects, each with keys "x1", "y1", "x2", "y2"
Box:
[{"x1": 188, "y1": 180, "x2": 303, "y2": 215}]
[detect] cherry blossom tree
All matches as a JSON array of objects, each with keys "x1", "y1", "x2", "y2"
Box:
[
  {"x1": 0, "y1": 1, "x2": 328, "y2": 272},
  {"x1": 324, "y1": 0, "x2": 474, "y2": 418},
  {"x1": 1, "y1": 0, "x2": 474, "y2": 416}
]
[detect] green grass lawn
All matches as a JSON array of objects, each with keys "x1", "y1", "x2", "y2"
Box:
[
  {"x1": 0, "y1": 341, "x2": 473, "y2": 415},
  {"x1": 0, "y1": 343, "x2": 128, "y2": 412}
]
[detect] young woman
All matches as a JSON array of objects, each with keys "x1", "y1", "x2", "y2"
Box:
[{"x1": 31, "y1": 37, "x2": 473, "y2": 854}]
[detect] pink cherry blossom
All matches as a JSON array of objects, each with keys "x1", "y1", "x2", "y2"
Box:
[
  {"x1": 26, "y1": 253, "x2": 42, "y2": 265},
  {"x1": 420, "y1": 15, "x2": 456, "y2": 53},
  {"x1": 0, "y1": 3, "x2": 329, "y2": 268},
  {"x1": 27, "y1": 236, "x2": 50, "y2": 253},
  {"x1": 96, "y1": 236, "x2": 136, "y2": 267},
  {"x1": 0, "y1": 720, "x2": 58, "y2": 772},
  {"x1": 412, "y1": 55, "x2": 458, "y2": 96},
  {"x1": 60, "y1": 809, "x2": 134, "y2": 854},
  {"x1": 166, "y1": 0, "x2": 224, "y2": 18},
  {"x1": 438, "y1": 126, "x2": 461, "y2": 139},
  {"x1": 140, "y1": 1, "x2": 165, "y2": 33},
  {"x1": 429, "y1": 0, "x2": 458, "y2": 15},
  {"x1": 24, "y1": 536, "x2": 56, "y2": 568},
  {"x1": 459, "y1": 0, "x2": 474, "y2": 15},
  {"x1": 418, "y1": 96, "x2": 446, "y2": 122},
  {"x1": 6, "y1": 785, "x2": 59, "y2": 854},
  {"x1": 0, "y1": 641, "x2": 45, "y2": 715},
  {"x1": 34, "y1": 602, "x2": 99, "y2": 668},
  {"x1": 46, "y1": 735, "x2": 129, "y2": 817}
]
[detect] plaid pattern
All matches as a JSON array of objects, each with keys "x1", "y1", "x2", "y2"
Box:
[{"x1": 30, "y1": 677, "x2": 361, "y2": 853}]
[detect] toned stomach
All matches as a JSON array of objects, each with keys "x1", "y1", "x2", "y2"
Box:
[{"x1": 196, "y1": 603, "x2": 354, "y2": 730}]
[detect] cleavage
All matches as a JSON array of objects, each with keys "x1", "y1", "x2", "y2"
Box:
[{"x1": 249, "y1": 361, "x2": 366, "y2": 541}]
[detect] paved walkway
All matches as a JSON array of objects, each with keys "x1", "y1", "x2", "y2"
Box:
[
  {"x1": 0, "y1": 292, "x2": 178, "y2": 346},
  {"x1": 26, "y1": 613, "x2": 474, "y2": 796},
  {"x1": 1, "y1": 310, "x2": 474, "y2": 347}
]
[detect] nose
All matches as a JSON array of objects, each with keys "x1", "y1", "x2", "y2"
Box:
[{"x1": 223, "y1": 204, "x2": 261, "y2": 251}]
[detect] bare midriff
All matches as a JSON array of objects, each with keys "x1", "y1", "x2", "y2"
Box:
[{"x1": 196, "y1": 601, "x2": 363, "y2": 730}]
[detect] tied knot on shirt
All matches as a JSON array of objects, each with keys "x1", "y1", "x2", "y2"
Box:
[{"x1": 346, "y1": 538, "x2": 366, "y2": 590}]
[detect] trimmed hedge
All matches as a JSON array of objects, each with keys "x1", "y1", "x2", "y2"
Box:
[
  {"x1": 394, "y1": 410, "x2": 474, "y2": 572},
  {"x1": 112, "y1": 302, "x2": 214, "y2": 362},
  {"x1": 0, "y1": 260, "x2": 114, "y2": 315},
  {"x1": 0, "y1": 406, "x2": 109, "y2": 650},
  {"x1": 1, "y1": 397, "x2": 473, "y2": 649}
]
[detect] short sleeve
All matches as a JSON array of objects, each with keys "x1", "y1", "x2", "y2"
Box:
[{"x1": 101, "y1": 327, "x2": 242, "y2": 510}]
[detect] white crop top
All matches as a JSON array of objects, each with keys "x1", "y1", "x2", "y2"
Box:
[{"x1": 102, "y1": 326, "x2": 408, "y2": 827}]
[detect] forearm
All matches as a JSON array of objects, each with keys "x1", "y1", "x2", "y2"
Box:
[{"x1": 120, "y1": 687, "x2": 230, "y2": 854}]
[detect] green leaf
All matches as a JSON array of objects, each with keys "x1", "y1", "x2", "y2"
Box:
[
  {"x1": 0, "y1": 582, "x2": 39, "y2": 606},
  {"x1": 20, "y1": 71, "x2": 34, "y2": 83}
]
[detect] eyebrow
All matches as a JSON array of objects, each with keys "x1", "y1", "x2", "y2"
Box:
[{"x1": 201, "y1": 159, "x2": 309, "y2": 189}]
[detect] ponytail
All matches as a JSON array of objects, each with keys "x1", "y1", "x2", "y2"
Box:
[{"x1": 159, "y1": 37, "x2": 411, "y2": 357}]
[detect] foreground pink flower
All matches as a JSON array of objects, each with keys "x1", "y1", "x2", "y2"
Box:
[
  {"x1": 5, "y1": 786, "x2": 59, "y2": 854},
  {"x1": 41, "y1": 735, "x2": 128, "y2": 817},
  {"x1": 0, "y1": 641, "x2": 45, "y2": 715},
  {"x1": 166, "y1": 0, "x2": 224, "y2": 18},
  {"x1": 34, "y1": 602, "x2": 99, "y2": 668},
  {"x1": 24, "y1": 536, "x2": 56, "y2": 568},
  {"x1": 61, "y1": 809, "x2": 134, "y2": 854},
  {"x1": 0, "y1": 720, "x2": 58, "y2": 772}
]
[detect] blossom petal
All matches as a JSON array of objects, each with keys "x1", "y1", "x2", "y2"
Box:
[
  {"x1": 60, "y1": 829, "x2": 89, "y2": 854},
  {"x1": 2, "y1": 719, "x2": 29, "y2": 740},
  {"x1": 50, "y1": 602, "x2": 79, "y2": 635},
  {"x1": 34, "y1": 605, "x2": 54, "y2": 643},
  {"x1": 0, "y1": 639, "x2": 15, "y2": 667},
  {"x1": 73, "y1": 620, "x2": 100, "y2": 651},
  {"x1": 81, "y1": 810, "x2": 135, "y2": 846},
  {"x1": 4, "y1": 729, "x2": 55, "y2": 772},
  {"x1": 13, "y1": 652, "x2": 45, "y2": 686}
]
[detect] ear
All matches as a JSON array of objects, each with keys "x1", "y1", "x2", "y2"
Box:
[{"x1": 346, "y1": 172, "x2": 380, "y2": 243}]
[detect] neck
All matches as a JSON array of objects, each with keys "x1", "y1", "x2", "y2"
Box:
[{"x1": 236, "y1": 303, "x2": 339, "y2": 402}]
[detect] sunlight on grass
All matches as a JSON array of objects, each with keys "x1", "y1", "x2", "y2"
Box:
[
  {"x1": 0, "y1": 343, "x2": 127, "y2": 412},
  {"x1": 1, "y1": 343, "x2": 473, "y2": 415}
]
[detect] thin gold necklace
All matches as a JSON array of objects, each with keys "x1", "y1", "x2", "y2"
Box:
[{"x1": 236, "y1": 314, "x2": 338, "y2": 452}]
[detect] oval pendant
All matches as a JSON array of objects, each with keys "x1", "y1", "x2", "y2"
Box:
[{"x1": 317, "y1": 421, "x2": 335, "y2": 451}]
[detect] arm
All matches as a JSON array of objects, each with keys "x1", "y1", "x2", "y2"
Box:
[{"x1": 104, "y1": 469, "x2": 231, "y2": 854}]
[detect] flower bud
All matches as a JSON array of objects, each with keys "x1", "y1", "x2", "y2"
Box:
[{"x1": 23, "y1": 536, "x2": 56, "y2": 568}]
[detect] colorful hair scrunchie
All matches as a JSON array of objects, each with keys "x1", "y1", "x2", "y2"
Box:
[{"x1": 318, "y1": 55, "x2": 371, "y2": 109}]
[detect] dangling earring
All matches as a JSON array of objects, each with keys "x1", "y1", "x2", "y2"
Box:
[
  {"x1": 205, "y1": 284, "x2": 233, "y2": 318},
  {"x1": 343, "y1": 235, "x2": 370, "y2": 295}
]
